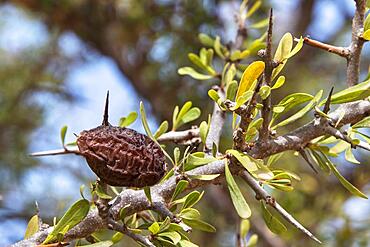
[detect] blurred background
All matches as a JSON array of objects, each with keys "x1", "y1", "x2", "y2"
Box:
[{"x1": 0, "y1": 0, "x2": 369, "y2": 246}]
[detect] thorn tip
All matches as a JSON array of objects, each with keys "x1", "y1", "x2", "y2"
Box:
[{"x1": 102, "y1": 91, "x2": 110, "y2": 126}]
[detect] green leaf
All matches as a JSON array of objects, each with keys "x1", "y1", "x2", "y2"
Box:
[
  {"x1": 329, "y1": 140, "x2": 349, "y2": 154},
  {"x1": 352, "y1": 116, "x2": 370, "y2": 129},
  {"x1": 179, "y1": 240, "x2": 199, "y2": 247},
  {"x1": 344, "y1": 147, "x2": 360, "y2": 164},
  {"x1": 246, "y1": 0, "x2": 261, "y2": 18},
  {"x1": 79, "y1": 241, "x2": 114, "y2": 247},
  {"x1": 144, "y1": 186, "x2": 152, "y2": 203},
  {"x1": 24, "y1": 215, "x2": 39, "y2": 239},
  {"x1": 271, "y1": 76, "x2": 285, "y2": 90},
  {"x1": 188, "y1": 174, "x2": 220, "y2": 180},
  {"x1": 119, "y1": 112, "x2": 138, "y2": 127},
  {"x1": 261, "y1": 202, "x2": 287, "y2": 234},
  {"x1": 287, "y1": 36, "x2": 304, "y2": 59},
  {"x1": 186, "y1": 152, "x2": 217, "y2": 167},
  {"x1": 159, "y1": 217, "x2": 171, "y2": 233},
  {"x1": 230, "y1": 50, "x2": 241, "y2": 61},
  {"x1": 178, "y1": 102, "x2": 192, "y2": 122},
  {"x1": 326, "y1": 158, "x2": 368, "y2": 199},
  {"x1": 172, "y1": 106, "x2": 179, "y2": 130},
  {"x1": 148, "y1": 222, "x2": 160, "y2": 235},
  {"x1": 309, "y1": 149, "x2": 330, "y2": 174},
  {"x1": 60, "y1": 125, "x2": 67, "y2": 146},
  {"x1": 171, "y1": 180, "x2": 189, "y2": 201},
  {"x1": 43, "y1": 199, "x2": 90, "y2": 244},
  {"x1": 227, "y1": 149, "x2": 258, "y2": 172},
  {"x1": 214, "y1": 36, "x2": 225, "y2": 59},
  {"x1": 239, "y1": 219, "x2": 250, "y2": 238},
  {"x1": 272, "y1": 90, "x2": 323, "y2": 129},
  {"x1": 364, "y1": 14, "x2": 370, "y2": 31},
  {"x1": 180, "y1": 108, "x2": 201, "y2": 125},
  {"x1": 226, "y1": 80, "x2": 238, "y2": 100},
  {"x1": 183, "y1": 191, "x2": 204, "y2": 209},
  {"x1": 178, "y1": 67, "x2": 213, "y2": 80},
  {"x1": 259, "y1": 85, "x2": 271, "y2": 100},
  {"x1": 158, "y1": 231, "x2": 182, "y2": 245},
  {"x1": 180, "y1": 208, "x2": 201, "y2": 220},
  {"x1": 246, "y1": 235, "x2": 258, "y2": 247},
  {"x1": 198, "y1": 33, "x2": 214, "y2": 47},
  {"x1": 140, "y1": 101, "x2": 154, "y2": 139},
  {"x1": 111, "y1": 232, "x2": 124, "y2": 244},
  {"x1": 266, "y1": 153, "x2": 284, "y2": 166},
  {"x1": 154, "y1": 121, "x2": 169, "y2": 139},
  {"x1": 208, "y1": 89, "x2": 220, "y2": 103},
  {"x1": 225, "y1": 161, "x2": 251, "y2": 219},
  {"x1": 324, "y1": 79, "x2": 370, "y2": 104},
  {"x1": 274, "y1": 33, "x2": 293, "y2": 62},
  {"x1": 230, "y1": 91, "x2": 253, "y2": 111},
  {"x1": 224, "y1": 64, "x2": 236, "y2": 86},
  {"x1": 364, "y1": 29, "x2": 370, "y2": 40},
  {"x1": 250, "y1": 18, "x2": 269, "y2": 29},
  {"x1": 183, "y1": 219, "x2": 216, "y2": 232},
  {"x1": 199, "y1": 121, "x2": 208, "y2": 144},
  {"x1": 236, "y1": 61, "x2": 265, "y2": 100},
  {"x1": 95, "y1": 183, "x2": 112, "y2": 199}
]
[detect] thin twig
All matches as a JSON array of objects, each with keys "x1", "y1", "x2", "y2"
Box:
[
  {"x1": 239, "y1": 170, "x2": 322, "y2": 244},
  {"x1": 260, "y1": 9, "x2": 274, "y2": 142},
  {"x1": 325, "y1": 125, "x2": 370, "y2": 151},
  {"x1": 300, "y1": 37, "x2": 350, "y2": 58},
  {"x1": 108, "y1": 220, "x2": 155, "y2": 247}
]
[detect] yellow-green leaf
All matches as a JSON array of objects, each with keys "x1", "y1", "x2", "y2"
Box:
[
  {"x1": 43, "y1": 199, "x2": 90, "y2": 244},
  {"x1": 364, "y1": 29, "x2": 370, "y2": 40},
  {"x1": 261, "y1": 202, "x2": 287, "y2": 234},
  {"x1": 225, "y1": 161, "x2": 251, "y2": 219},
  {"x1": 271, "y1": 76, "x2": 285, "y2": 89},
  {"x1": 326, "y1": 159, "x2": 368, "y2": 199},
  {"x1": 154, "y1": 121, "x2": 169, "y2": 139},
  {"x1": 227, "y1": 149, "x2": 258, "y2": 172},
  {"x1": 119, "y1": 111, "x2": 138, "y2": 127},
  {"x1": 272, "y1": 90, "x2": 323, "y2": 129},
  {"x1": 235, "y1": 61, "x2": 265, "y2": 100},
  {"x1": 140, "y1": 101, "x2": 154, "y2": 139},
  {"x1": 324, "y1": 78, "x2": 370, "y2": 104},
  {"x1": 24, "y1": 215, "x2": 39, "y2": 239},
  {"x1": 178, "y1": 67, "x2": 213, "y2": 80},
  {"x1": 60, "y1": 125, "x2": 67, "y2": 146}
]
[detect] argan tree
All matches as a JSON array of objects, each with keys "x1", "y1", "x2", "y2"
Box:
[{"x1": 11, "y1": 0, "x2": 370, "y2": 246}]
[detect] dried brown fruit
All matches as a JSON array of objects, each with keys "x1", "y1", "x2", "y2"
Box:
[{"x1": 76, "y1": 92, "x2": 166, "y2": 187}]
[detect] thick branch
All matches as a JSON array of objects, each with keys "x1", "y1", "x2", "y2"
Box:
[
  {"x1": 249, "y1": 100, "x2": 370, "y2": 158},
  {"x1": 347, "y1": 0, "x2": 366, "y2": 86}
]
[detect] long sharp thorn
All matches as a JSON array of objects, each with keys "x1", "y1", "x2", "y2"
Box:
[
  {"x1": 299, "y1": 149, "x2": 318, "y2": 174},
  {"x1": 102, "y1": 91, "x2": 110, "y2": 126},
  {"x1": 323, "y1": 86, "x2": 334, "y2": 114}
]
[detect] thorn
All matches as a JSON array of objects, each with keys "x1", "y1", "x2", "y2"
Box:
[
  {"x1": 323, "y1": 86, "x2": 334, "y2": 113},
  {"x1": 299, "y1": 149, "x2": 318, "y2": 174},
  {"x1": 102, "y1": 91, "x2": 110, "y2": 126},
  {"x1": 29, "y1": 147, "x2": 80, "y2": 157}
]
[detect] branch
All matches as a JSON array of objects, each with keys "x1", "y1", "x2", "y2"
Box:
[
  {"x1": 260, "y1": 9, "x2": 274, "y2": 142},
  {"x1": 300, "y1": 37, "x2": 350, "y2": 58},
  {"x1": 249, "y1": 100, "x2": 370, "y2": 158},
  {"x1": 30, "y1": 129, "x2": 201, "y2": 157},
  {"x1": 205, "y1": 89, "x2": 226, "y2": 151},
  {"x1": 239, "y1": 171, "x2": 321, "y2": 243},
  {"x1": 347, "y1": 0, "x2": 366, "y2": 86}
]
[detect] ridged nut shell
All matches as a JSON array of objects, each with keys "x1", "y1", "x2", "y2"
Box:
[{"x1": 76, "y1": 125, "x2": 166, "y2": 187}]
